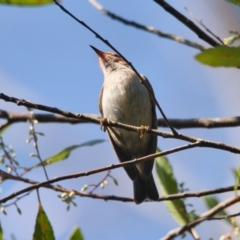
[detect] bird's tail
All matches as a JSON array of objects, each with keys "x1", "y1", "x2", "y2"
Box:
[{"x1": 133, "y1": 173, "x2": 159, "y2": 204}]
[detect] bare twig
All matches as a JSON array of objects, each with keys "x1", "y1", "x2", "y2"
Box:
[
  {"x1": 208, "y1": 212, "x2": 240, "y2": 221},
  {"x1": 0, "y1": 168, "x2": 240, "y2": 203},
  {"x1": 89, "y1": 0, "x2": 206, "y2": 51},
  {"x1": 1, "y1": 94, "x2": 240, "y2": 154},
  {"x1": 185, "y1": 7, "x2": 224, "y2": 45},
  {"x1": 2, "y1": 110, "x2": 240, "y2": 129},
  {"x1": 28, "y1": 111, "x2": 49, "y2": 180},
  {"x1": 162, "y1": 195, "x2": 240, "y2": 240},
  {"x1": 154, "y1": 0, "x2": 220, "y2": 47},
  {"x1": 3, "y1": 191, "x2": 32, "y2": 208},
  {"x1": 0, "y1": 142, "x2": 199, "y2": 204},
  {"x1": 88, "y1": 171, "x2": 111, "y2": 193}
]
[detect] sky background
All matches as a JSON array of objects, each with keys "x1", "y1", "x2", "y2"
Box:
[{"x1": 0, "y1": 0, "x2": 240, "y2": 239}]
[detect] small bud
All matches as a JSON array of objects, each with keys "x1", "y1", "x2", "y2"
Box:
[
  {"x1": 29, "y1": 153, "x2": 37, "y2": 157},
  {"x1": 0, "y1": 206, "x2": 7, "y2": 215},
  {"x1": 81, "y1": 185, "x2": 88, "y2": 192},
  {"x1": 69, "y1": 191, "x2": 75, "y2": 197},
  {"x1": 60, "y1": 192, "x2": 68, "y2": 198}
]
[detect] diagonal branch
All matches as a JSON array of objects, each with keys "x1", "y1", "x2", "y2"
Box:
[
  {"x1": 1, "y1": 93, "x2": 240, "y2": 154},
  {"x1": 0, "y1": 142, "x2": 199, "y2": 204},
  {"x1": 89, "y1": 0, "x2": 206, "y2": 51},
  {"x1": 1, "y1": 167, "x2": 240, "y2": 204},
  {"x1": 154, "y1": 0, "x2": 220, "y2": 47},
  {"x1": 162, "y1": 195, "x2": 240, "y2": 240}
]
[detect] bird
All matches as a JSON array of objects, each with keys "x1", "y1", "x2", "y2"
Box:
[{"x1": 90, "y1": 46, "x2": 159, "y2": 204}]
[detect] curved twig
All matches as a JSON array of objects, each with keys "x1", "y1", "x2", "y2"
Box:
[
  {"x1": 154, "y1": 0, "x2": 220, "y2": 47},
  {"x1": 162, "y1": 195, "x2": 240, "y2": 240},
  {"x1": 89, "y1": 0, "x2": 206, "y2": 51}
]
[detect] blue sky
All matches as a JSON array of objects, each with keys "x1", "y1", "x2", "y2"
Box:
[{"x1": 1, "y1": 0, "x2": 240, "y2": 239}]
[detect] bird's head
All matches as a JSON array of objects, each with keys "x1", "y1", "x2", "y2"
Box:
[{"x1": 90, "y1": 46, "x2": 129, "y2": 76}]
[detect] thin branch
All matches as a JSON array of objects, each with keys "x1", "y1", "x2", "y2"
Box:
[
  {"x1": 185, "y1": 7, "x2": 224, "y2": 45},
  {"x1": 3, "y1": 191, "x2": 32, "y2": 208},
  {"x1": 88, "y1": 170, "x2": 111, "y2": 194},
  {"x1": 2, "y1": 110, "x2": 240, "y2": 129},
  {"x1": 0, "y1": 142, "x2": 200, "y2": 204},
  {"x1": 1, "y1": 168, "x2": 240, "y2": 203},
  {"x1": 208, "y1": 212, "x2": 240, "y2": 221},
  {"x1": 154, "y1": 0, "x2": 220, "y2": 47},
  {"x1": 89, "y1": 0, "x2": 206, "y2": 51},
  {"x1": 162, "y1": 195, "x2": 240, "y2": 240},
  {"x1": 52, "y1": 0, "x2": 177, "y2": 135},
  {"x1": 1, "y1": 94, "x2": 240, "y2": 154},
  {"x1": 28, "y1": 111, "x2": 49, "y2": 180}
]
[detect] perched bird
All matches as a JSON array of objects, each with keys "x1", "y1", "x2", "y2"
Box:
[{"x1": 91, "y1": 46, "x2": 159, "y2": 204}]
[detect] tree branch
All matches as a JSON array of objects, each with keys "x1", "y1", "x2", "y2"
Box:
[
  {"x1": 0, "y1": 142, "x2": 199, "y2": 204},
  {"x1": 1, "y1": 163, "x2": 240, "y2": 204},
  {"x1": 1, "y1": 109, "x2": 240, "y2": 129},
  {"x1": 154, "y1": 0, "x2": 220, "y2": 47},
  {"x1": 88, "y1": 0, "x2": 206, "y2": 51},
  {"x1": 1, "y1": 93, "x2": 240, "y2": 154},
  {"x1": 162, "y1": 195, "x2": 240, "y2": 240}
]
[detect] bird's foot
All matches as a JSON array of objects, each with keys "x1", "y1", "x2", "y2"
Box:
[
  {"x1": 138, "y1": 125, "x2": 149, "y2": 139},
  {"x1": 100, "y1": 117, "x2": 110, "y2": 132}
]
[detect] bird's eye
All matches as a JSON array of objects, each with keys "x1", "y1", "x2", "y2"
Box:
[{"x1": 112, "y1": 53, "x2": 119, "y2": 58}]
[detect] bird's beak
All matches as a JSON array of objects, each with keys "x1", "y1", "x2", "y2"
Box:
[{"x1": 90, "y1": 45, "x2": 105, "y2": 59}]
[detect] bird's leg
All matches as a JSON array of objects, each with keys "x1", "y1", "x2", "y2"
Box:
[
  {"x1": 138, "y1": 125, "x2": 149, "y2": 139},
  {"x1": 100, "y1": 117, "x2": 110, "y2": 132}
]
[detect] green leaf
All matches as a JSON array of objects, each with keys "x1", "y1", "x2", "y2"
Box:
[
  {"x1": 33, "y1": 204, "x2": 55, "y2": 240},
  {"x1": 232, "y1": 167, "x2": 240, "y2": 192},
  {"x1": 155, "y1": 148, "x2": 189, "y2": 226},
  {"x1": 195, "y1": 46, "x2": 240, "y2": 67},
  {"x1": 112, "y1": 177, "x2": 118, "y2": 186},
  {"x1": 0, "y1": 125, "x2": 11, "y2": 137},
  {"x1": 203, "y1": 196, "x2": 231, "y2": 225},
  {"x1": 226, "y1": 0, "x2": 240, "y2": 6},
  {"x1": 68, "y1": 227, "x2": 84, "y2": 240},
  {"x1": 0, "y1": 221, "x2": 3, "y2": 240},
  {"x1": 0, "y1": 0, "x2": 53, "y2": 6},
  {"x1": 33, "y1": 139, "x2": 105, "y2": 168}
]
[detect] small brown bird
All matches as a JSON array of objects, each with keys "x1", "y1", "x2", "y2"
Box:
[{"x1": 91, "y1": 46, "x2": 159, "y2": 204}]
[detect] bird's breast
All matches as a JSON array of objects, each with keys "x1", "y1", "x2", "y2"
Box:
[{"x1": 100, "y1": 70, "x2": 153, "y2": 157}]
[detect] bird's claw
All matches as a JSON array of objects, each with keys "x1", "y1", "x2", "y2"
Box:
[
  {"x1": 100, "y1": 118, "x2": 110, "y2": 132},
  {"x1": 138, "y1": 125, "x2": 149, "y2": 139}
]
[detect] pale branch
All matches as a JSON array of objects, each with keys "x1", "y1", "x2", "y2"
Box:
[
  {"x1": 162, "y1": 195, "x2": 240, "y2": 240},
  {"x1": 3, "y1": 191, "x2": 32, "y2": 209},
  {"x1": 0, "y1": 170, "x2": 133, "y2": 202},
  {"x1": 154, "y1": 0, "x2": 220, "y2": 47},
  {"x1": 88, "y1": 0, "x2": 206, "y2": 51},
  {"x1": 28, "y1": 112, "x2": 49, "y2": 180},
  {"x1": 184, "y1": 7, "x2": 224, "y2": 45},
  {"x1": 1, "y1": 164, "x2": 240, "y2": 204},
  {"x1": 1, "y1": 109, "x2": 240, "y2": 129},
  {"x1": 207, "y1": 212, "x2": 240, "y2": 221},
  {"x1": 0, "y1": 142, "x2": 199, "y2": 203},
  {"x1": 52, "y1": 0, "x2": 177, "y2": 135},
  {"x1": 1, "y1": 93, "x2": 240, "y2": 154}
]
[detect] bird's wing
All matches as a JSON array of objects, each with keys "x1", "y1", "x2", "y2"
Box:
[
  {"x1": 99, "y1": 85, "x2": 138, "y2": 181},
  {"x1": 137, "y1": 74, "x2": 158, "y2": 177}
]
